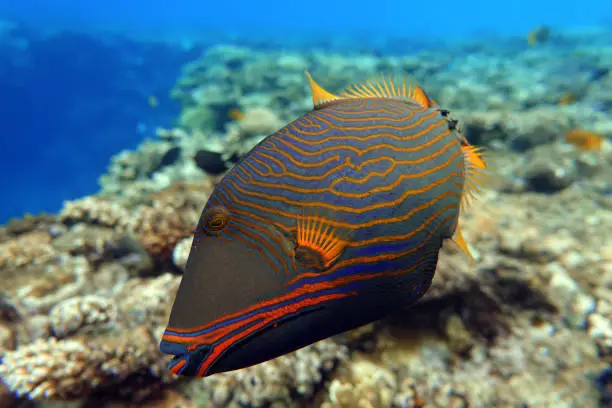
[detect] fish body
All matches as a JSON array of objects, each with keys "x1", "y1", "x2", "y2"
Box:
[
  {"x1": 527, "y1": 25, "x2": 550, "y2": 46},
  {"x1": 161, "y1": 73, "x2": 485, "y2": 377},
  {"x1": 558, "y1": 92, "x2": 577, "y2": 105},
  {"x1": 564, "y1": 129, "x2": 604, "y2": 151}
]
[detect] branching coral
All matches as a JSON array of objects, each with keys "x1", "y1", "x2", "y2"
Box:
[
  {"x1": 172, "y1": 235, "x2": 193, "y2": 271},
  {"x1": 0, "y1": 331, "x2": 171, "y2": 401},
  {"x1": 58, "y1": 183, "x2": 211, "y2": 262},
  {"x1": 323, "y1": 359, "x2": 397, "y2": 408},
  {"x1": 60, "y1": 196, "x2": 130, "y2": 228},
  {"x1": 125, "y1": 182, "x2": 210, "y2": 261},
  {"x1": 49, "y1": 295, "x2": 118, "y2": 338},
  {"x1": 181, "y1": 338, "x2": 348, "y2": 407},
  {"x1": 16, "y1": 255, "x2": 91, "y2": 314},
  {"x1": 0, "y1": 231, "x2": 56, "y2": 268},
  {"x1": 223, "y1": 106, "x2": 284, "y2": 159},
  {"x1": 119, "y1": 273, "x2": 180, "y2": 332},
  {"x1": 127, "y1": 202, "x2": 196, "y2": 261}
]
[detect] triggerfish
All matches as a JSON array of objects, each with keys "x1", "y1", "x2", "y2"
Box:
[{"x1": 160, "y1": 72, "x2": 487, "y2": 377}]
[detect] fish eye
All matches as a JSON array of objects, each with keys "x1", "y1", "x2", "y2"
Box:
[{"x1": 203, "y1": 206, "x2": 229, "y2": 234}]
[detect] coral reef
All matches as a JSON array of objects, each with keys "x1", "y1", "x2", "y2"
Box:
[
  {"x1": 0, "y1": 332, "x2": 170, "y2": 401},
  {"x1": 2, "y1": 32, "x2": 612, "y2": 407},
  {"x1": 49, "y1": 295, "x2": 117, "y2": 338}
]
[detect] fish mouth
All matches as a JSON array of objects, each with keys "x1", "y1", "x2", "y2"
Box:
[
  {"x1": 159, "y1": 339, "x2": 188, "y2": 356},
  {"x1": 160, "y1": 340, "x2": 212, "y2": 377}
]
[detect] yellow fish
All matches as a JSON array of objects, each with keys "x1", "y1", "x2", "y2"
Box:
[{"x1": 565, "y1": 129, "x2": 604, "y2": 151}]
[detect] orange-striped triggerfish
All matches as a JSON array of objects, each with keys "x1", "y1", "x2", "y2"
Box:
[{"x1": 160, "y1": 72, "x2": 487, "y2": 377}]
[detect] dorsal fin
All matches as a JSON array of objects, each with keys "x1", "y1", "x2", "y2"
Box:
[
  {"x1": 411, "y1": 84, "x2": 437, "y2": 108},
  {"x1": 305, "y1": 71, "x2": 340, "y2": 109},
  {"x1": 340, "y1": 73, "x2": 438, "y2": 108},
  {"x1": 305, "y1": 72, "x2": 438, "y2": 110},
  {"x1": 460, "y1": 143, "x2": 487, "y2": 211}
]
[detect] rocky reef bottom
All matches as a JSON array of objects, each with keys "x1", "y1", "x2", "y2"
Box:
[{"x1": 0, "y1": 175, "x2": 609, "y2": 407}]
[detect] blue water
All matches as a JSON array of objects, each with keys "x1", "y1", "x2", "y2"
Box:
[{"x1": 0, "y1": 0, "x2": 611, "y2": 223}]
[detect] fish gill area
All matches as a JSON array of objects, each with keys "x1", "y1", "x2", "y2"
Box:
[{"x1": 1, "y1": 34, "x2": 612, "y2": 408}]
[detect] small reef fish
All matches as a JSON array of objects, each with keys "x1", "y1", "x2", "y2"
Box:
[
  {"x1": 228, "y1": 108, "x2": 245, "y2": 121},
  {"x1": 564, "y1": 129, "x2": 604, "y2": 151},
  {"x1": 148, "y1": 95, "x2": 159, "y2": 108},
  {"x1": 527, "y1": 25, "x2": 550, "y2": 46},
  {"x1": 160, "y1": 72, "x2": 487, "y2": 377},
  {"x1": 558, "y1": 92, "x2": 577, "y2": 105}
]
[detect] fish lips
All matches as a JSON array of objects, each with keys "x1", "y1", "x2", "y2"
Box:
[{"x1": 161, "y1": 340, "x2": 213, "y2": 377}]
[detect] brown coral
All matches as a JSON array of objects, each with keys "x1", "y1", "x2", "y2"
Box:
[
  {"x1": 0, "y1": 328, "x2": 172, "y2": 401},
  {"x1": 60, "y1": 196, "x2": 130, "y2": 228},
  {"x1": 179, "y1": 338, "x2": 348, "y2": 407},
  {"x1": 49, "y1": 295, "x2": 118, "y2": 338},
  {"x1": 126, "y1": 182, "x2": 210, "y2": 260},
  {"x1": 118, "y1": 273, "x2": 180, "y2": 333},
  {"x1": 0, "y1": 230, "x2": 56, "y2": 268},
  {"x1": 323, "y1": 358, "x2": 397, "y2": 408},
  {"x1": 128, "y1": 202, "x2": 195, "y2": 261},
  {"x1": 16, "y1": 255, "x2": 91, "y2": 314}
]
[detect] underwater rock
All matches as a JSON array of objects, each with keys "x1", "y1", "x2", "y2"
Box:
[
  {"x1": 118, "y1": 273, "x2": 180, "y2": 329},
  {"x1": 49, "y1": 295, "x2": 118, "y2": 338},
  {"x1": 237, "y1": 107, "x2": 283, "y2": 137},
  {"x1": 589, "y1": 66, "x2": 610, "y2": 83},
  {"x1": 98, "y1": 140, "x2": 188, "y2": 195},
  {"x1": 460, "y1": 108, "x2": 569, "y2": 150},
  {"x1": 179, "y1": 105, "x2": 215, "y2": 131},
  {"x1": 219, "y1": 106, "x2": 285, "y2": 160},
  {"x1": 171, "y1": 235, "x2": 192, "y2": 271},
  {"x1": 15, "y1": 255, "x2": 91, "y2": 315},
  {"x1": 0, "y1": 323, "x2": 15, "y2": 351},
  {"x1": 589, "y1": 306, "x2": 612, "y2": 356},
  {"x1": 323, "y1": 358, "x2": 397, "y2": 408},
  {"x1": 513, "y1": 141, "x2": 608, "y2": 193},
  {"x1": 5, "y1": 213, "x2": 57, "y2": 236},
  {"x1": 60, "y1": 196, "x2": 130, "y2": 228},
  {"x1": 0, "y1": 382, "x2": 19, "y2": 408},
  {"x1": 0, "y1": 328, "x2": 172, "y2": 401},
  {"x1": 128, "y1": 203, "x2": 195, "y2": 260},
  {"x1": 0, "y1": 230, "x2": 56, "y2": 268},
  {"x1": 548, "y1": 263, "x2": 596, "y2": 329},
  {"x1": 520, "y1": 158, "x2": 576, "y2": 193},
  {"x1": 179, "y1": 338, "x2": 348, "y2": 407}
]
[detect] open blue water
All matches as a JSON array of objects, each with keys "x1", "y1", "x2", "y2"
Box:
[{"x1": 0, "y1": 0, "x2": 611, "y2": 223}]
